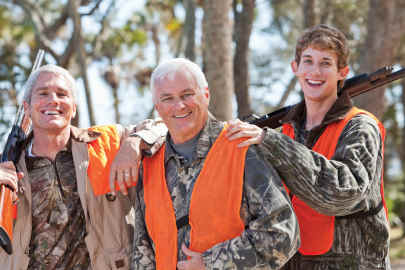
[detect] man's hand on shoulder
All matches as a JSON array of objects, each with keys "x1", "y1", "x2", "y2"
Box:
[{"x1": 226, "y1": 119, "x2": 265, "y2": 147}]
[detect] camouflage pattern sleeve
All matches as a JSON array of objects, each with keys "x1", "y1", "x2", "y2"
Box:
[
  {"x1": 132, "y1": 180, "x2": 156, "y2": 270},
  {"x1": 259, "y1": 114, "x2": 383, "y2": 216},
  {"x1": 131, "y1": 118, "x2": 168, "y2": 156},
  {"x1": 201, "y1": 146, "x2": 300, "y2": 270}
]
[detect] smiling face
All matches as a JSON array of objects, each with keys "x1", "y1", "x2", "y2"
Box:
[
  {"x1": 24, "y1": 71, "x2": 76, "y2": 134},
  {"x1": 291, "y1": 46, "x2": 349, "y2": 105},
  {"x1": 153, "y1": 68, "x2": 210, "y2": 144}
]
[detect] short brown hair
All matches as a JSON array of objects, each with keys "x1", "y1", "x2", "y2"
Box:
[{"x1": 295, "y1": 24, "x2": 349, "y2": 69}]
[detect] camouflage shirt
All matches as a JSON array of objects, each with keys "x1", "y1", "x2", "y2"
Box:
[
  {"x1": 259, "y1": 93, "x2": 390, "y2": 270},
  {"x1": 132, "y1": 117, "x2": 300, "y2": 270},
  {"x1": 25, "y1": 140, "x2": 90, "y2": 270}
]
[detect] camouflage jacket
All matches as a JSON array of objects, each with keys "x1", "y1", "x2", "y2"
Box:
[
  {"x1": 132, "y1": 117, "x2": 300, "y2": 270},
  {"x1": 0, "y1": 120, "x2": 167, "y2": 270},
  {"x1": 259, "y1": 93, "x2": 390, "y2": 270}
]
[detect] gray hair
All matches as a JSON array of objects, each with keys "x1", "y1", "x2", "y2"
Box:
[
  {"x1": 23, "y1": 64, "x2": 77, "y2": 104},
  {"x1": 150, "y1": 58, "x2": 208, "y2": 104}
]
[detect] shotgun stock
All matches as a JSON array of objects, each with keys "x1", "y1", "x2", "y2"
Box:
[
  {"x1": 250, "y1": 66, "x2": 405, "y2": 128},
  {"x1": 0, "y1": 49, "x2": 44, "y2": 254}
]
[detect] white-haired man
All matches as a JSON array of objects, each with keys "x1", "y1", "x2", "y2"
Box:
[
  {"x1": 0, "y1": 64, "x2": 166, "y2": 269},
  {"x1": 132, "y1": 58, "x2": 300, "y2": 270}
]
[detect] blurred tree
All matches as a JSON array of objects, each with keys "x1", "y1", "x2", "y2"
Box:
[
  {"x1": 203, "y1": 0, "x2": 234, "y2": 121},
  {"x1": 233, "y1": 0, "x2": 255, "y2": 119}
]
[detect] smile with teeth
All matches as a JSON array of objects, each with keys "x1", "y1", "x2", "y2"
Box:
[
  {"x1": 306, "y1": 79, "x2": 324, "y2": 86},
  {"x1": 43, "y1": 110, "x2": 62, "y2": 116},
  {"x1": 174, "y1": 112, "x2": 192, "y2": 118}
]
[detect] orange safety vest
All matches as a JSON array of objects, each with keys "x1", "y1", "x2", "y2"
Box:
[
  {"x1": 142, "y1": 127, "x2": 248, "y2": 270},
  {"x1": 87, "y1": 125, "x2": 137, "y2": 195},
  {"x1": 282, "y1": 107, "x2": 388, "y2": 255}
]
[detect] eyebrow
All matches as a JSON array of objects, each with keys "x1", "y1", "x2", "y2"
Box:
[
  {"x1": 34, "y1": 86, "x2": 70, "y2": 93},
  {"x1": 302, "y1": 54, "x2": 333, "y2": 61},
  {"x1": 159, "y1": 88, "x2": 195, "y2": 98}
]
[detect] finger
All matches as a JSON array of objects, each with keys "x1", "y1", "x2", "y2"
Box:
[
  {"x1": 12, "y1": 191, "x2": 18, "y2": 204},
  {"x1": 123, "y1": 169, "x2": 133, "y2": 187},
  {"x1": 2, "y1": 161, "x2": 16, "y2": 170},
  {"x1": 109, "y1": 169, "x2": 117, "y2": 195},
  {"x1": 237, "y1": 138, "x2": 259, "y2": 148},
  {"x1": 181, "y1": 244, "x2": 200, "y2": 257},
  {"x1": 117, "y1": 170, "x2": 128, "y2": 195},
  {"x1": 133, "y1": 160, "x2": 140, "y2": 185}
]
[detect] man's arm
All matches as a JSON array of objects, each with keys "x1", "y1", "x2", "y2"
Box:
[
  {"x1": 259, "y1": 114, "x2": 383, "y2": 216},
  {"x1": 201, "y1": 146, "x2": 300, "y2": 269},
  {"x1": 109, "y1": 119, "x2": 167, "y2": 195},
  {"x1": 132, "y1": 179, "x2": 156, "y2": 270}
]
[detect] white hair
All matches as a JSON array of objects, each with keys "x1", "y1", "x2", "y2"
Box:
[
  {"x1": 23, "y1": 64, "x2": 77, "y2": 104},
  {"x1": 150, "y1": 58, "x2": 208, "y2": 103}
]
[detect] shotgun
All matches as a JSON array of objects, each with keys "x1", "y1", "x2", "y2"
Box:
[
  {"x1": 250, "y1": 66, "x2": 405, "y2": 128},
  {"x1": 0, "y1": 49, "x2": 45, "y2": 254}
]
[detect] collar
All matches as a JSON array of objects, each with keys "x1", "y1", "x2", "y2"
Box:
[{"x1": 280, "y1": 91, "x2": 353, "y2": 128}]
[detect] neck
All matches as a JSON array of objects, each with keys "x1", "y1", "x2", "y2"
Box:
[
  {"x1": 31, "y1": 127, "x2": 71, "y2": 160},
  {"x1": 304, "y1": 96, "x2": 336, "y2": 130}
]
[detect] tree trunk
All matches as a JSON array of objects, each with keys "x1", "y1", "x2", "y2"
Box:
[
  {"x1": 69, "y1": 0, "x2": 96, "y2": 126},
  {"x1": 303, "y1": 0, "x2": 317, "y2": 28},
  {"x1": 203, "y1": 0, "x2": 234, "y2": 121},
  {"x1": 354, "y1": 0, "x2": 405, "y2": 119},
  {"x1": 233, "y1": 0, "x2": 255, "y2": 119},
  {"x1": 184, "y1": 0, "x2": 196, "y2": 61}
]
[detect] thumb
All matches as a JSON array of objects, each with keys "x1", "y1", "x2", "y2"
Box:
[{"x1": 181, "y1": 244, "x2": 199, "y2": 258}]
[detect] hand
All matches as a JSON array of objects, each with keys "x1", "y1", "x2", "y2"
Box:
[
  {"x1": 0, "y1": 161, "x2": 23, "y2": 202},
  {"x1": 226, "y1": 119, "x2": 265, "y2": 147},
  {"x1": 109, "y1": 136, "x2": 143, "y2": 196},
  {"x1": 177, "y1": 244, "x2": 206, "y2": 270}
]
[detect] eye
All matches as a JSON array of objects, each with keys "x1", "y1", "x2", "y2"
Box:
[
  {"x1": 303, "y1": 59, "x2": 312, "y2": 64},
  {"x1": 161, "y1": 96, "x2": 173, "y2": 102},
  {"x1": 321, "y1": 61, "x2": 332, "y2": 66},
  {"x1": 182, "y1": 93, "x2": 194, "y2": 99}
]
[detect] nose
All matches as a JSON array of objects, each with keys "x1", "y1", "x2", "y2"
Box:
[
  {"x1": 174, "y1": 99, "x2": 187, "y2": 110},
  {"x1": 47, "y1": 92, "x2": 60, "y2": 104},
  {"x1": 310, "y1": 64, "x2": 322, "y2": 76}
]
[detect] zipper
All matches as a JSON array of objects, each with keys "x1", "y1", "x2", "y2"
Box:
[{"x1": 52, "y1": 159, "x2": 66, "y2": 199}]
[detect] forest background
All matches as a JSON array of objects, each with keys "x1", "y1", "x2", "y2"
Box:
[{"x1": 0, "y1": 0, "x2": 405, "y2": 263}]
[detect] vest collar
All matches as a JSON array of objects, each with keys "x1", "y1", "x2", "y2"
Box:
[{"x1": 281, "y1": 91, "x2": 353, "y2": 128}]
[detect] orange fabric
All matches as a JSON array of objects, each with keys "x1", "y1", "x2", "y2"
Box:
[
  {"x1": 87, "y1": 125, "x2": 132, "y2": 195},
  {"x1": 143, "y1": 126, "x2": 247, "y2": 269},
  {"x1": 282, "y1": 107, "x2": 387, "y2": 255},
  {"x1": 0, "y1": 185, "x2": 14, "y2": 250}
]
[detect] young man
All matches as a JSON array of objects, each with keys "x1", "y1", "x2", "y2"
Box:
[
  {"x1": 0, "y1": 64, "x2": 165, "y2": 269},
  {"x1": 227, "y1": 24, "x2": 390, "y2": 269},
  {"x1": 132, "y1": 58, "x2": 300, "y2": 270}
]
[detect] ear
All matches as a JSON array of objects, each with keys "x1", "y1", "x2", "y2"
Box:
[
  {"x1": 72, "y1": 104, "x2": 77, "y2": 119},
  {"x1": 291, "y1": 61, "x2": 298, "y2": 74},
  {"x1": 23, "y1": 101, "x2": 30, "y2": 116},
  {"x1": 338, "y1": 66, "x2": 349, "y2": 80}
]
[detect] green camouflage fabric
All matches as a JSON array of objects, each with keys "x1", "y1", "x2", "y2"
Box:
[
  {"x1": 25, "y1": 141, "x2": 90, "y2": 270},
  {"x1": 132, "y1": 117, "x2": 300, "y2": 270},
  {"x1": 258, "y1": 93, "x2": 390, "y2": 270}
]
